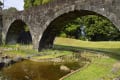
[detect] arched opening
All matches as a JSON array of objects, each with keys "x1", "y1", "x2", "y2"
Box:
[
  {"x1": 6, "y1": 20, "x2": 32, "y2": 45},
  {"x1": 39, "y1": 10, "x2": 120, "y2": 51}
]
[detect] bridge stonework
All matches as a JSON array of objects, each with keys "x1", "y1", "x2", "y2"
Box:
[{"x1": 1, "y1": 0, "x2": 120, "y2": 51}]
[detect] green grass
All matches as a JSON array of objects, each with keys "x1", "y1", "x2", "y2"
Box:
[
  {"x1": 0, "y1": 44, "x2": 73, "y2": 59},
  {"x1": 64, "y1": 52, "x2": 120, "y2": 80},
  {"x1": 0, "y1": 44, "x2": 38, "y2": 57},
  {"x1": 55, "y1": 37, "x2": 120, "y2": 54},
  {"x1": 53, "y1": 37, "x2": 120, "y2": 80},
  {"x1": 1, "y1": 37, "x2": 120, "y2": 58},
  {"x1": 32, "y1": 49, "x2": 73, "y2": 59},
  {"x1": 63, "y1": 55, "x2": 120, "y2": 80}
]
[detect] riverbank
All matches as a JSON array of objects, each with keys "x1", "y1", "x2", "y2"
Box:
[
  {"x1": 0, "y1": 37, "x2": 120, "y2": 80},
  {"x1": 55, "y1": 37, "x2": 120, "y2": 54},
  {"x1": 1, "y1": 37, "x2": 120, "y2": 61},
  {"x1": 63, "y1": 53, "x2": 120, "y2": 80}
]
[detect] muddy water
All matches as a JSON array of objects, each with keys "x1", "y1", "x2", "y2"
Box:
[
  {"x1": 0, "y1": 59, "x2": 83, "y2": 80},
  {"x1": 2, "y1": 60, "x2": 83, "y2": 80}
]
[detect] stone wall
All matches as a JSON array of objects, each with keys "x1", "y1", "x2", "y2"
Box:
[{"x1": 2, "y1": 0, "x2": 120, "y2": 51}]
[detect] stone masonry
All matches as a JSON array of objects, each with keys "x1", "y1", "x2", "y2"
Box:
[{"x1": 1, "y1": 0, "x2": 120, "y2": 51}]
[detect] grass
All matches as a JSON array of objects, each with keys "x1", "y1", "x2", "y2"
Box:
[
  {"x1": 1, "y1": 37, "x2": 120, "y2": 58},
  {"x1": 54, "y1": 37, "x2": 120, "y2": 80},
  {"x1": 0, "y1": 44, "x2": 73, "y2": 59},
  {"x1": 0, "y1": 44, "x2": 39, "y2": 57},
  {"x1": 55, "y1": 37, "x2": 120, "y2": 54},
  {"x1": 1, "y1": 37, "x2": 120, "y2": 80},
  {"x1": 63, "y1": 52, "x2": 120, "y2": 80},
  {"x1": 31, "y1": 50, "x2": 73, "y2": 59}
]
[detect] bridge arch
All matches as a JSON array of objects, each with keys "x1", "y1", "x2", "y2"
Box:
[
  {"x1": 38, "y1": 8, "x2": 120, "y2": 50},
  {"x1": 5, "y1": 19, "x2": 32, "y2": 45},
  {"x1": 2, "y1": 0, "x2": 120, "y2": 50}
]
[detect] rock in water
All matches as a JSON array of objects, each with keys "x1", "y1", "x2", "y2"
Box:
[
  {"x1": 60, "y1": 65, "x2": 70, "y2": 72},
  {"x1": 0, "y1": 62, "x2": 5, "y2": 69}
]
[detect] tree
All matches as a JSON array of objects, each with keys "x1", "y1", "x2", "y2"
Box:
[
  {"x1": 62, "y1": 18, "x2": 82, "y2": 39},
  {"x1": 59, "y1": 15, "x2": 120, "y2": 41},
  {"x1": 24, "y1": 0, "x2": 53, "y2": 9},
  {"x1": 82, "y1": 15, "x2": 120, "y2": 41}
]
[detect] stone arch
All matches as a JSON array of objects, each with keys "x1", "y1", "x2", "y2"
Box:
[
  {"x1": 38, "y1": 8, "x2": 120, "y2": 50},
  {"x1": 5, "y1": 19, "x2": 32, "y2": 45}
]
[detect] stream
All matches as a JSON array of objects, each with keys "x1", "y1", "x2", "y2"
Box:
[{"x1": 0, "y1": 53, "x2": 89, "y2": 80}]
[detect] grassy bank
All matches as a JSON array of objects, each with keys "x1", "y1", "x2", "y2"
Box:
[
  {"x1": 0, "y1": 44, "x2": 37, "y2": 57},
  {"x1": 63, "y1": 52, "x2": 120, "y2": 80},
  {"x1": 55, "y1": 37, "x2": 120, "y2": 54},
  {"x1": 54, "y1": 37, "x2": 120, "y2": 80},
  {"x1": 1, "y1": 37, "x2": 120, "y2": 59},
  {"x1": 0, "y1": 44, "x2": 73, "y2": 59},
  {"x1": 0, "y1": 37, "x2": 120, "y2": 80}
]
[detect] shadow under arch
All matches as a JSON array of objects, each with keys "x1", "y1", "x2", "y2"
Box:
[
  {"x1": 6, "y1": 19, "x2": 32, "y2": 45},
  {"x1": 38, "y1": 10, "x2": 119, "y2": 51}
]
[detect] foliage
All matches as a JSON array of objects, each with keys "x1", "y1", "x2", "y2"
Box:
[
  {"x1": 64, "y1": 23, "x2": 80, "y2": 38},
  {"x1": 58, "y1": 18, "x2": 83, "y2": 39},
  {"x1": 24, "y1": 0, "x2": 53, "y2": 9},
  {"x1": 24, "y1": 0, "x2": 33, "y2": 9},
  {"x1": 82, "y1": 15, "x2": 120, "y2": 41},
  {"x1": 59, "y1": 15, "x2": 120, "y2": 41}
]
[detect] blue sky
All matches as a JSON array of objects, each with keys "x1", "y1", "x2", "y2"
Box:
[{"x1": 2, "y1": 0, "x2": 24, "y2": 10}]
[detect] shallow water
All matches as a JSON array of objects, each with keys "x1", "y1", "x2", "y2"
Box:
[
  {"x1": 0, "y1": 53, "x2": 87, "y2": 80},
  {"x1": 0, "y1": 59, "x2": 82, "y2": 80}
]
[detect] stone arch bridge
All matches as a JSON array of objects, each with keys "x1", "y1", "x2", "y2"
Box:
[{"x1": 1, "y1": 0, "x2": 120, "y2": 51}]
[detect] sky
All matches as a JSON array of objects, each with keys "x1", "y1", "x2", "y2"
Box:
[{"x1": 1, "y1": 0, "x2": 24, "y2": 10}]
